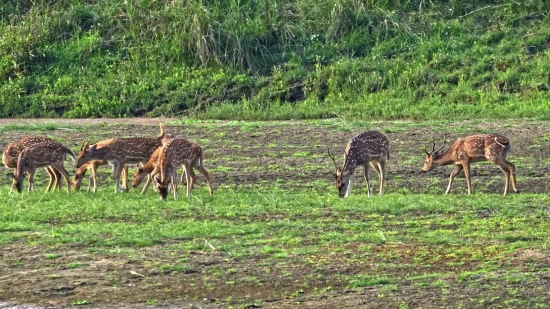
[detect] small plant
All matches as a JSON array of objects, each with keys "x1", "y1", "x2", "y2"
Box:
[{"x1": 73, "y1": 300, "x2": 90, "y2": 305}]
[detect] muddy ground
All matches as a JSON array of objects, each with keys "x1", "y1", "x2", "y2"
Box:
[{"x1": 1, "y1": 118, "x2": 549, "y2": 308}]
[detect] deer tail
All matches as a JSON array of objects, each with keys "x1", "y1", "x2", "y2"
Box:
[
  {"x1": 494, "y1": 137, "x2": 510, "y2": 149},
  {"x1": 157, "y1": 123, "x2": 166, "y2": 139},
  {"x1": 66, "y1": 148, "x2": 76, "y2": 162},
  {"x1": 196, "y1": 147, "x2": 204, "y2": 167}
]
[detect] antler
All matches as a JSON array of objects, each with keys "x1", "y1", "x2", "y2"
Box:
[
  {"x1": 79, "y1": 140, "x2": 89, "y2": 153},
  {"x1": 327, "y1": 148, "x2": 338, "y2": 173},
  {"x1": 425, "y1": 134, "x2": 447, "y2": 155},
  {"x1": 434, "y1": 133, "x2": 447, "y2": 153}
]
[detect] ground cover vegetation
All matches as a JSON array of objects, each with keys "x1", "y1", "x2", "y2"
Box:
[
  {"x1": 2, "y1": 0, "x2": 550, "y2": 120},
  {"x1": 0, "y1": 119, "x2": 549, "y2": 308}
]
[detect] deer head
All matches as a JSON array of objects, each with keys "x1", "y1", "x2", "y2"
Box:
[
  {"x1": 72, "y1": 165, "x2": 88, "y2": 191},
  {"x1": 155, "y1": 174, "x2": 171, "y2": 201},
  {"x1": 328, "y1": 149, "x2": 352, "y2": 198},
  {"x1": 8, "y1": 171, "x2": 23, "y2": 193},
  {"x1": 132, "y1": 167, "x2": 146, "y2": 188},
  {"x1": 422, "y1": 134, "x2": 447, "y2": 172},
  {"x1": 76, "y1": 141, "x2": 108, "y2": 168}
]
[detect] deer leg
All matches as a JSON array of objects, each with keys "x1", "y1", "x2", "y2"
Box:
[
  {"x1": 9, "y1": 169, "x2": 15, "y2": 194},
  {"x1": 503, "y1": 160, "x2": 518, "y2": 194},
  {"x1": 27, "y1": 171, "x2": 34, "y2": 192},
  {"x1": 51, "y1": 164, "x2": 71, "y2": 195},
  {"x1": 462, "y1": 162, "x2": 473, "y2": 195},
  {"x1": 45, "y1": 167, "x2": 55, "y2": 193},
  {"x1": 122, "y1": 164, "x2": 129, "y2": 191},
  {"x1": 183, "y1": 163, "x2": 195, "y2": 198},
  {"x1": 141, "y1": 174, "x2": 152, "y2": 194},
  {"x1": 53, "y1": 167, "x2": 62, "y2": 192},
  {"x1": 172, "y1": 168, "x2": 180, "y2": 200},
  {"x1": 27, "y1": 170, "x2": 36, "y2": 193},
  {"x1": 91, "y1": 163, "x2": 98, "y2": 192},
  {"x1": 498, "y1": 166, "x2": 511, "y2": 196},
  {"x1": 180, "y1": 168, "x2": 187, "y2": 186},
  {"x1": 110, "y1": 162, "x2": 121, "y2": 193},
  {"x1": 376, "y1": 161, "x2": 385, "y2": 196},
  {"x1": 183, "y1": 164, "x2": 197, "y2": 191},
  {"x1": 363, "y1": 164, "x2": 372, "y2": 198},
  {"x1": 446, "y1": 165, "x2": 464, "y2": 195},
  {"x1": 195, "y1": 164, "x2": 213, "y2": 195},
  {"x1": 495, "y1": 159, "x2": 518, "y2": 196}
]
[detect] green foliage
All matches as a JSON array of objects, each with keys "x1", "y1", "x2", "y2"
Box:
[{"x1": 1, "y1": 1, "x2": 550, "y2": 119}]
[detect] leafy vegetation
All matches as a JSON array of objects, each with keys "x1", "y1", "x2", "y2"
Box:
[{"x1": 2, "y1": 1, "x2": 550, "y2": 119}]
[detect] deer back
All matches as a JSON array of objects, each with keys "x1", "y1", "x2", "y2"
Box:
[
  {"x1": 158, "y1": 138, "x2": 194, "y2": 183},
  {"x1": 457, "y1": 134, "x2": 511, "y2": 162},
  {"x1": 3, "y1": 136, "x2": 55, "y2": 168},
  {"x1": 15, "y1": 141, "x2": 74, "y2": 178},
  {"x1": 343, "y1": 130, "x2": 389, "y2": 170}
]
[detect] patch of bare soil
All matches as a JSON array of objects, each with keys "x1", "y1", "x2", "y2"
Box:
[
  {"x1": 1, "y1": 243, "x2": 549, "y2": 309},
  {"x1": 1, "y1": 119, "x2": 550, "y2": 308}
]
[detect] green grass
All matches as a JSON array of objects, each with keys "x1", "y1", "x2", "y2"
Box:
[
  {"x1": 2, "y1": 187, "x2": 549, "y2": 255},
  {"x1": 2, "y1": 1, "x2": 550, "y2": 120}
]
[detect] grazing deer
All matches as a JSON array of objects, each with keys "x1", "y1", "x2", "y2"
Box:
[
  {"x1": 76, "y1": 124, "x2": 165, "y2": 193},
  {"x1": 132, "y1": 146, "x2": 193, "y2": 194},
  {"x1": 72, "y1": 159, "x2": 129, "y2": 192},
  {"x1": 422, "y1": 134, "x2": 518, "y2": 196},
  {"x1": 10, "y1": 140, "x2": 75, "y2": 194},
  {"x1": 72, "y1": 139, "x2": 129, "y2": 192},
  {"x1": 132, "y1": 146, "x2": 163, "y2": 194},
  {"x1": 3, "y1": 136, "x2": 63, "y2": 193},
  {"x1": 156, "y1": 137, "x2": 213, "y2": 200},
  {"x1": 329, "y1": 130, "x2": 390, "y2": 198}
]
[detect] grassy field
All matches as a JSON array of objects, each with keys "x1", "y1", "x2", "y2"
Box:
[
  {"x1": 1, "y1": 118, "x2": 549, "y2": 308},
  {"x1": 2, "y1": 1, "x2": 550, "y2": 120}
]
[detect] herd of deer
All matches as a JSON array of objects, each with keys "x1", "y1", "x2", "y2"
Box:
[
  {"x1": 2, "y1": 124, "x2": 213, "y2": 200},
  {"x1": 2, "y1": 124, "x2": 519, "y2": 199}
]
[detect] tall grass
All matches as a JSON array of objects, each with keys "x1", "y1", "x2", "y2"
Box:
[{"x1": 1, "y1": 1, "x2": 550, "y2": 119}]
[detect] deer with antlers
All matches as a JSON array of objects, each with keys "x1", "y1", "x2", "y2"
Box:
[
  {"x1": 10, "y1": 140, "x2": 75, "y2": 194},
  {"x1": 329, "y1": 130, "x2": 390, "y2": 198},
  {"x1": 3, "y1": 136, "x2": 63, "y2": 193},
  {"x1": 422, "y1": 133, "x2": 518, "y2": 196},
  {"x1": 156, "y1": 136, "x2": 213, "y2": 200},
  {"x1": 75, "y1": 124, "x2": 165, "y2": 193}
]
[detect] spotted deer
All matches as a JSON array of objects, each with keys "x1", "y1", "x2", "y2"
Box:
[
  {"x1": 10, "y1": 140, "x2": 75, "y2": 194},
  {"x1": 132, "y1": 146, "x2": 193, "y2": 194},
  {"x1": 422, "y1": 134, "x2": 518, "y2": 196},
  {"x1": 72, "y1": 139, "x2": 129, "y2": 192},
  {"x1": 3, "y1": 136, "x2": 63, "y2": 193},
  {"x1": 76, "y1": 124, "x2": 165, "y2": 193},
  {"x1": 328, "y1": 130, "x2": 390, "y2": 198},
  {"x1": 132, "y1": 146, "x2": 163, "y2": 194},
  {"x1": 156, "y1": 137, "x2": 213, "y2": 200},
  {"x1": 72, "y1": 159, "x2": 129, "y2": 192}
]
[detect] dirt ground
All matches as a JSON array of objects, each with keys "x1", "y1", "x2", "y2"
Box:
[{"x1": 1, "y1": 118, "x2": 550, "y2": 308}]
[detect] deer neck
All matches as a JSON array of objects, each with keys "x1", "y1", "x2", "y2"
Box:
[
  {"x1": 159, "y1": 139, "x2": 175, "y2": 183},
  {"x1": 76, "y1": 164, "x2": 89, "y2": 176},
  {"x1": 432, "y1": 148, "x2": 456, "y2": 166},
  {"x1": 342, "y1": 158, "x2": 357, "y2": 175},
  {"x1": 142, "y1": 162, "x2": 156, "y2": 174}
]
